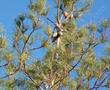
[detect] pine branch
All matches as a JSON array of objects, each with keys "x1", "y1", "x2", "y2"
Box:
[{"x1": 51, "y1": 42, "x2": 99, "y2": 88}]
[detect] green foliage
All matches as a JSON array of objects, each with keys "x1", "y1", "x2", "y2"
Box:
[
  {"x1": 63, "y1": 0, "x2": 76, "y2": 9},
  {"x1": 30, "y1": 0, "x2": 49, "y2": 16},
  {"x1": 0, "y1": 37, "x2": 7, "y2": 48},
  {"x1": 0, "y1": 0, "x2": 110, "y2": 90},
  {"x1": 101, "y1": 19, "x2": 110, "y2": 30}
]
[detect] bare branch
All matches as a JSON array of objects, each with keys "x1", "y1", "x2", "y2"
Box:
[
  {"x1": 29, "y1": 46, "x2": 44, "y2": 51},
  {"x1": 90, "y1": 72, "x2": 110, "y2": 90},
  {"x1": 23, "y1": 69, "x2": 38, "y2": 85},
  {"x1": 46, "y1": 17, "x2": 56, "y2": 26},
  {"x1": 95, "y1": 73, "x2": 110, "y2": 90},
  {"x1": 0, "y1": 68, "x2": 19, "y2": 79},
  {"x1": 0, "y1": 62, "x2": 9, "y2": 67},
  {"x1": 22, "y1": 30, "x2": 35, "y2": 52},
  {"x1": 57, "y1": 0, "x2": 60, "y2": 23}
]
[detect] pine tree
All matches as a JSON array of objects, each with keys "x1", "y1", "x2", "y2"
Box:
[{"x1": 0, "y1": 0, "x2": 110, "y2": 90}]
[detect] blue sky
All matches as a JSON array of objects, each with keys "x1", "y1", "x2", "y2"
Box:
[
  {"x1": 0, "y1": 0, "x2": 110, "y2": 35},
  {"x1": 0, "y1": 0, "x2": 110, "y2": 40},
  {"x1": 0, "y1": 0, "x2": 28, "y2": 36},
  {"x1": 0, "y1": 0, "x2": 110, "y2": 90}
]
